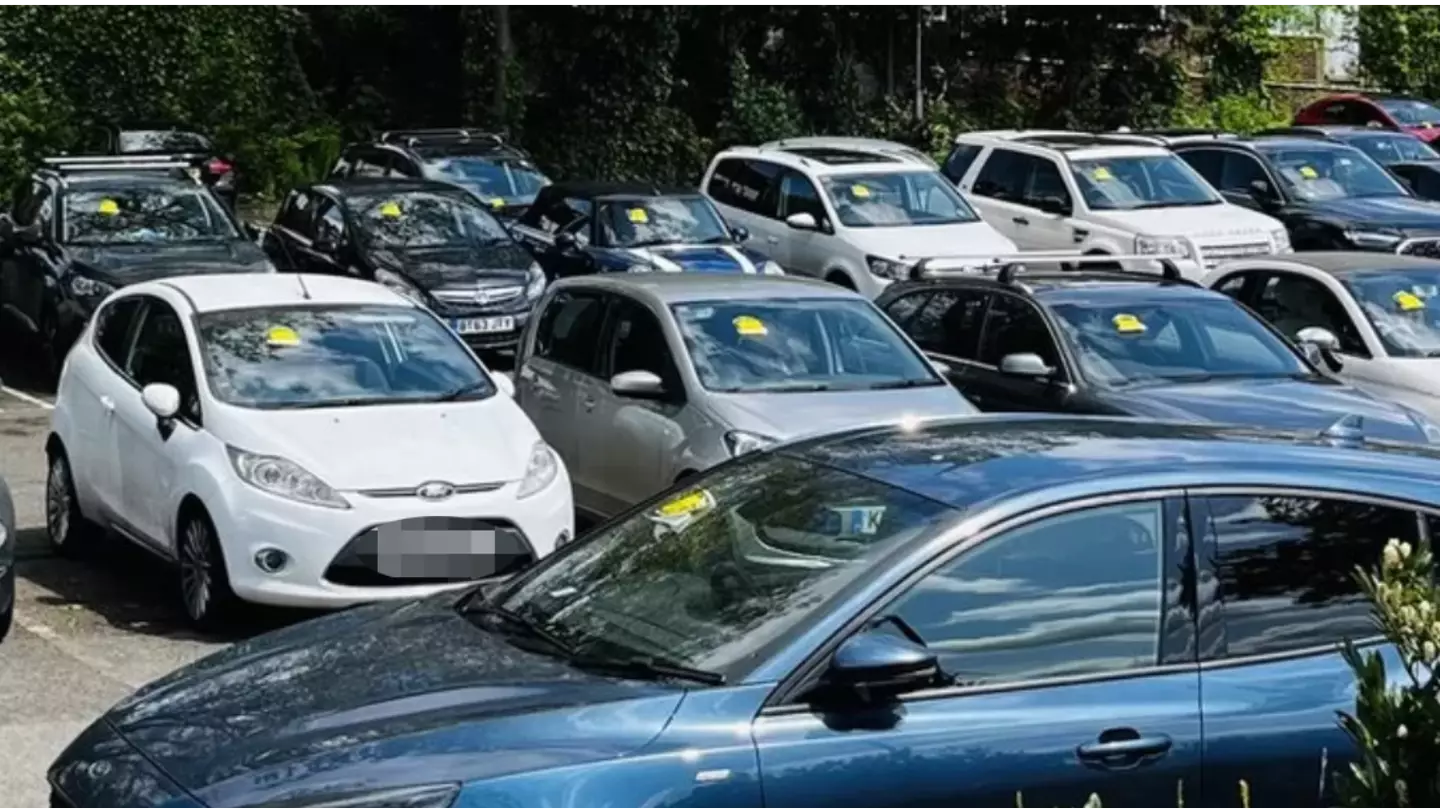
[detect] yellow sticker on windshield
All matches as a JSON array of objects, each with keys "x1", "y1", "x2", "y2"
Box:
[
  {"x1": 1092, "y1": 167, "x2": 1114, "y2": 181},
  {"x1": 97, "y1": 199, "x2": 119, "y2": 216},
  {"x1": 1395, "y1": 290, "x2": 1426, "y2": 311},
  {"x1": 378, "y1": 201, "x2": 402, "y2": 218},
  {"x1": 1299, "y1": 165, "x2": 1319, "y2": 180},
  {"x1": 265, "y1": 325, "x2": 300, "y2": 347},
  {"x1": 733, "y1": 315, "x2": 768, "y2": 337},
  {"x1": 655, "y1": 489, "x2": 714, "y2": 519},
  {"x1": 851, "y1": 184, "x2": 872, "y2": 198},
  {"x1": 627, "y1": 207, "x2": 649, "y2": 224},
  {"x1": 1113, "y1": 313, "x2": 1147, "y2": 334},
  {"x1": 489, "y1": 198, "x2": 505, "y2": 210}
]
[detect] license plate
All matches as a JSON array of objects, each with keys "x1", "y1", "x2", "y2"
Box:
[{"x1": 453, "y1": 316, "x2": 515, "y2": 335}]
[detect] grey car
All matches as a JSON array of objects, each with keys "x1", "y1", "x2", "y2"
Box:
[
  {"x1": 513, "y1": 273, "x2": 977, "y2": 521},
  {"x1": 0, "y1": 466, "x2": 13, "y2": 643}
]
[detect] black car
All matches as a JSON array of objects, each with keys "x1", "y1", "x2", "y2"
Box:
[
  {"x1": 77, "y1": 124, "x2": 238, "y2": 210},
  {"x1": 1156, "y1": 131, "x2": 1440, "y2": 257},
  {"x1": 259, "y1": 177, "x2": 546, "y2": 353},
  {"x1": 1258, "y1": 125, "x2": 1440, "y2": 202},
  {"x1": 0, "y1": 158, "x2": 272, "y2": 378},
  {"x1": 330, "y1": 128, "x2": 550, "y2": 220}
]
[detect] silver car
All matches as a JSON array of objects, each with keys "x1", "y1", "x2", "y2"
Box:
[
  {"x1": 513, "y1": 273, "x2": 977, "y2": 521},
  {"x1": 1204, "y1": 252, "x2": 1440, "y2": 423}
]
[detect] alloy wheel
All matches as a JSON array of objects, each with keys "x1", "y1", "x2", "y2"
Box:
[
  {"x1": 179, "y1": 517, "x2": 213, "y2": 622},
  {"x1": 46, "y1": 456, "x2": 71, "y2": 546}
]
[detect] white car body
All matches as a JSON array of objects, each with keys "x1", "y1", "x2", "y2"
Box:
[
  {"x1": 758, "y1": 136, "x2": 940, "y2": 169},
  {"x1": 701, "y1": 145, "x2": 1017, "y2": 299},
  {"x1": 48, "y1": 273, "x2": 572, "y2": 618},
  {"x1": 946, "y1": 130, "x2": 1292, "y2": 281}
]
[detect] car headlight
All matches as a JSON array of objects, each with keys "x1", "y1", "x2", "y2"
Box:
[
  {"x1": 724, "y1": 430, "x2": 776, "y2": 457},
  {"x1": 1345, "y1": 229, "x2": 1405, "y2": 251},
  {"x1": 256, "y1": 783, "x2": 460, "y2": 809},
  {"x1": 866, "y1": 255, "x2": 912, "y2": 281},
  {"x1": 525, "y1": 262, "x2": 547, "y2": 298},
  {"x1": 516, "y1": 441, "x2": 559, "y2": 499},
  {"x1": 1269, "y1": 228, "x2": 1292, "y2": 253},
  {"x1": 227, "y1": 446, "x2": 350, "y2": 509},
  {"x1": 760, "y1": 260, "x2": 785, "y2": 276},
  {"x1": 374, "y1": 268, "x2": 427, "y2": 305},
  {"x1": 69, "y1": 275, "x2": 114, "y2": 299},
  {"x1": 626, "y1": 263, "x2": 656, "y2": 274},
  {"x1": 1135, "y1": 235, "x2": 1193, "y2": 259}
]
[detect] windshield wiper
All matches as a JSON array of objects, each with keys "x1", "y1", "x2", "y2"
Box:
[
  {"x1": 568, "y1": 654, "x2": 726, "y2": 686},
  {"x1": 865, "y1": 378, "x2": 943, "y2": 390},
  {"x1": 465, "y1": 602, "x2": 577, "y2": 659},
  {"x1": 756, "y1": 382, "x2": 834, "y2": 393},
  {"x1": 434, "y1": 380, "x2": 492, "y2": 402},
  {"x1": 283, "y1": 396, "x2": 401, "y2": 409}
]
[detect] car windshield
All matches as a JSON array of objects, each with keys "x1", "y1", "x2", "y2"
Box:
[
  {"x1": 65, "y1": 186, "x2": 238, "y2": 245},
  {"x1": 672, "y1": 297, "x2": 941, "y2": 393},
  {"x1": 427, "y1": 156, "x2": 549, "y2": 203},
  {"x1": 117, "y1": 130, "x2": 212, "y2": 154},
  {"x1": 1258, "y1": 144, "x2": 1409, "y2": 200},
  {"x1": 197, "y1": 304, "x2": 494, "y2": 409},
  {"x1": 487, "y1": 453, "x2": 957, "y2": 680},
  {"x1": 1048, "y1": 295, "x2": 1310, "y2": 388},
  {"x1": 1069, "y1": 155, "x2": 1221, "y2": 210},
  {"x1": 821, "y1": 170, "x2": 979, "y2": 227},
  {"x1": 352, "y1": 191, "x2": 511, "y2": 250},
  {"x1": 597, "y1": 196, "x2": 731, "y2": 248},
  {"x1": 1349, "y1": 133, "x2": 1440, "y2": 164},
  {"x1": 1378, "y1": 98, "x2": 1440, "y2": 127},
  {"x1": 1342, "y1": 269, "x2": 1440, "y2": 357}
]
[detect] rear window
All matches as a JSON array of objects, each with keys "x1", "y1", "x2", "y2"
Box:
[{"x1": 118, "y1": 130, "x2": 212, "y2": 154}]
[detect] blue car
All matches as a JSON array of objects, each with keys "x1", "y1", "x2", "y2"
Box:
[
  {"x1": 511, "y1": 182, "x2": 783, "y2": 280},
  {"x1": 48, "y1": 414, "x2": 1433, "y2": 807},
  {"x1": 877, "y1": 261, "x2": 1440, "y2": 443}
]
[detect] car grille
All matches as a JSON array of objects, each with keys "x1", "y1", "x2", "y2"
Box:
[
  {"x1": 432, "y1": 284, "x2": 524, "y2": 306},
  {"x1": 1200, "y1": 241, "x2": 1272, "y2": 267},
  {"x1": 323, "y1": 517, "x2": 535, "y2": 587},
  {"x1": 1399, "y1": 238, "x2": 1440, "y2": 258}
]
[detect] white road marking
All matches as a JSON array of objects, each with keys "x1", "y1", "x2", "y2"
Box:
[
  {"x1": 0, "y1": 388, "x2": 53, "y2": 410},
  {"x1": 14, "y1": 616, "x2": 145, "y2": 690}
]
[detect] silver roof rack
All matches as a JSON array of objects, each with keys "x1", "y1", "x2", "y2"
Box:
[
  {"x1": 42, "y1": 157, "x2": 196, "y2": 179},
  {"x1": 909, "y1": 252, "x2": 1187, "y2": 283}
]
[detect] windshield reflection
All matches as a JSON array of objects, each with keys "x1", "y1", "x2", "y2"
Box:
[
  {"x1": 66, "y1": 187, "x2": 237, "y2": 245},
  {"x1": 1343, "y1": 269, "x2": 1440, "y2": 357},
  {"x1": 353, "y1": 192, "x2": 511, "y2": 250}
]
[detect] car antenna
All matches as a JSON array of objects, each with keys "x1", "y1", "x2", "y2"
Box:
[{"x1": 296, "y1": 274, "x2": 313, "y2": 301}]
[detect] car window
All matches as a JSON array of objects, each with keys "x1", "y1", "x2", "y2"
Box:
[
  {"x1": 350, "y1": 191, "x2": 510, "y2": 250},
  {"x1": 707, "y1": 157, "x2": 780, "y2": 218},
  {"x1": 1176, "y1": 149, "x2": 1224, "y2": 185},
  {"x1": 11, "y1": 180, "x2": 43, "y2": 226},
  {"x1": 1213, "y1": 271, "x2": 1253, "y2": 301},
  {"x1": 906, "y1": 288, "x2": 990, "y2": 360},
  {"x1": 427, "y1": 155, "x2": 548, "y2": 203},
  {"x1": 778, "y1": 171, "x2": 827, "y2": 224},
  {"x1": 1219, "y1": 152, "x2": 1272, "y2": 195},
  {"x1": 128, "y1": 299, "x2": 201, "y2": 422},
  {"x1": 606, "y1": 298, "x2": 681, "y2": 393},
  {"x1": 64, "y1": 185, "x2": 237, "y2": 245},
  {"x1": 116, "y1": 130, "x2": 212, "y2": 154},
  {"x1": 1021, "y1": 156, "x2": 1071, "y2": 211},
  {"x1": 1256, "y1": 143, "x2": 1408, "y2": 201},
  {"x1": 350, "y1": 150, "x2": 393, "y2": 178},
  {"x1": 596, "y1": 196, "x2": 730, "y2": 249},
  {"x1": 1376, "y1": 98, "x2": 1440, "y2": 127},
  {"x1": 492, "y1": 453, "x2": 958, "y2": 680},
  {"x1": 1070, "y1": 155, "x2": 1220, "y2": 211},
  {"x1": 94, "y1": 297, "x2": 143, "y2": 370},
  {"x1": 821, "y1": 170, "x2": 979, "y2": 227},
  {"x1": 942, "y1": 144, "x2": 984, "y2": 184},
  {"x1": 971, "y1": 147, "x2": 1028, "y2": 202},
  {"x1": 889, "y1": 500, "x2": 1167, "y2": 685},
  {"x1": 534, "y1": 291, "x2": 606, "y2": 374},
  {"x1": 671, "y1": 297, "x2": 942, "y2": 393},
  {"x1": 881, "y1": 291, "x2": 930, "y2": 330},
  {"x1": 977, "y1": 294, "x2": 1061, "y2": 370},
  {"x1": 1256, "y1": 273, "x2": 1367, "y2": 355},
  {"x1": 1349, "y1": 134, "x2": 1440, "y2": 165},
  {"x1": 330, "y1": 154, "x2": 354, "y2": 178},
  {"x1": 276, "y1": 190, "x2": 314, "y2": 235},
  {"x1": 313, "y1": 198, "x2": 346, "y2": 244},
  {"x1": 1339, "y1": 267, "x2": 1440, "y2": 357},
  {"x1": 1205, "y1": 494, "x2": 1422, "y2": 658}
]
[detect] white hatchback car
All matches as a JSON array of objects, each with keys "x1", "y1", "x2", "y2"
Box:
[{"x1": 46, "y1": 273, "x2": 572, "y2": 628}]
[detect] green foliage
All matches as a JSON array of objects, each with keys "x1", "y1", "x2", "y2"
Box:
[
  {"x1": 1171, "y1": 89, "x2": 1291, "y2": 134},
  {"x1": 714, "y1": 53, "x2": 805, "y2": 149},
  {"x1": 1357, "y1": 6, "x2": 1440, "y2": 98}
]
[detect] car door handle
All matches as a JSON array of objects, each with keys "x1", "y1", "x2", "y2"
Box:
[
  {"x1": 1012, "y1": 216, "x2": 1030, "y2": 226},
  {"x1": 1076, "y1": 731, "x2": 1172, "y2": 771},
  {"x1": 99, "y1": 395, "x2": 115, "y2": 412},
  {"x1": 580, "y1": 395, "x2": 596, "y2": 411}
]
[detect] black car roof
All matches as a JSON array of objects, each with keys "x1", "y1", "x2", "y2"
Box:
[
  {"x1": 537, "y1": 181, "x2": 695, "y2": 200},
  {"x1": 892, "y1": 269, "x2": 1198, "y2": 297},
  {"x1": 1271, "y1": 251, "x2": 1440, "y2": 276},
  {"x1": 310, "y1": 177, "x2": 470, "y2": 198}
]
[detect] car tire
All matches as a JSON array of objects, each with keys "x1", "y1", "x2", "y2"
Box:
[
  {"x1": 45, "y1": 450, "x2": 97, "y2": 558},
  {"x1": 177, "y1": 505, "x2": 238, "y2": 631},
  {"x1": 0, "y1": 567, "x2": 12, "y2": 644}
]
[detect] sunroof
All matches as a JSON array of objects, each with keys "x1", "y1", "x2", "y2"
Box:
[{"x1": 782, "y1": 147, "x2": 899, "y2": 165}]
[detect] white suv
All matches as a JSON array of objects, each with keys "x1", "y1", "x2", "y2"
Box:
[
  {"x1": 941, "y1": 130, "x2": 1291, "y2": 280},
  {"x1": 701, "y1": 145, "x2": 1017, "y2": 298},
  {"x1": 758, "y1": 136, "x2": 940, "y2": 169}
]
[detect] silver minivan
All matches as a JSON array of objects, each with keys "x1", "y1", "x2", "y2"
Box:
[{"x1": 513, "y1": 273, "x2": 977, "y2": 521}]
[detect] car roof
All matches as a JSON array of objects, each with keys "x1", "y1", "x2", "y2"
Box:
[
  {"x1": 1241, "y1": 251, "x2": 1440, "y2": 276},
  {"x1": 786, "y1": 414, "x2": 1440, "y2": 514},
  {"x1": 759, "y1": 137, "x2": 935, "y2": 165},
  {"x1": 141, "y1": 273, "x2": 410, "y2": 313},
  {"x1": 56, "y1": 173, "x2": 201, "y2": 191},
  {"x1": 713, "y1": 146, "x2": 927, "y2": 177},
  {"x1": 955, "y1": 130, "x2": 1172, "y2": 159},
  {"x1": 537, "y1": 181, "x2": 697, "y2": 200},
  {"x1": 895, "y1": 270, "x2": 1206, "y2": 301},
  {"x1": 309, "y1": 177, "x2": 469, "y2": 198},
  {"x1": 551, "y1": 272, "x2": 856, "y2": 304}
]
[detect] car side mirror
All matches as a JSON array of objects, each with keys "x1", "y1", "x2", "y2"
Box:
[
  {"x1": 313, "y1": 233, "x2": 338, "y2": 254},
  {"x1": 731, "y1": 225, "x2": 750, "y2": 242},
  {"x1": 554, "y1": 232, "x2": 578, "y2": 252},
  {"x1": 824, "y1": 628, "x2": 941, "y2": 702},
  {"x1": 1035, "y1": 195, "x2": 1071, "y2": 216},
  {"x1": 1295, "y1": 325, "x2": 1344, "y2": 371},
  {"x1": 785, "y1": 212, "x2": 819, "y2": 231},
  {"x1": 1249, "y1": 179, "x2": 1278, "y2": 205},
  {"x1": 141, "y1": 383, "x2": 181, "y2": 439},
  {"x1": 493, "y1": 374, "x2": 515, "y2": 398},
  {"x1": 610, "y1": 369, "x2": 666, "y2": 399},
  {"x1": 999, "y1": 352, "x2": 1053, "y2": 378}
]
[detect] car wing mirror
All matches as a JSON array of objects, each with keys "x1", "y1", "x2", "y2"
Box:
[
  {"x1": 731, "y1": 225, "x2": 750, "y2": 242},
  {"x1": 554, "y1": 232, "x2": 578, "y2": 252},
  {"x1": 999, "y1": 352, "x2": 1053, "y2": 378},
  {"x1": 313, "y1": 233, "x2": 339, "y2": 254},
  {"x1": 824, "y1": 627, "x2": 940, "y2": 702},
  {"x1": 493, "y1": 373, "x2": 515, "y2": 398},
  {"x1": 1295, "y1": 325, "x2": 1343, "y2": 371},
  {"x1": 785, "y1": 212, "x2": 819, "y2": 231},
  {"x1": 610, "y1": 369, "x2": 666, "y2": 399}
]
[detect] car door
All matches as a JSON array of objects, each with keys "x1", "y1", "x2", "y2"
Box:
[
  {"x1": 70, "y1": 295, "x2": 144, "y2": 522},
  {"x1": 966, "y1": 292, "x2": 1073, "y2": 412},
  {"x1": 112, "y1": 296, "x2": 204, "y2": 550},
  {"x1": 705, "y1": 157, "x2": 785, "y2": 263},
  {"x1": 262, "y1": 189, "x2": 315, "y2": 272},
  {"x1": 1, "y1": 179, "x2": 57, "y2": 336},
  {"x1": 300, "y1": 195, "x2": 353, "y2": 276},
  {"x1": 1018, "y1": 153, "x2": 1083, "y2": 249},
  {"x1": 773, "y1": 169, "x2": 832, "y2": 277},
  {"x1": 966, "y1": 147, "x2": 1032, "y2": 245},
  {"x1": 755, "y1": 496, "x2": 1203, "y2": 807},
  {"x1": 1189, "y1": 491, "x2": 1424, "y2": 806},
  {"x1": 1217, "y1": 151, "x2": 1286, "y2": 218},
  {"x1": 886, "y1": 286, "x2": 992, "y2": 394}
]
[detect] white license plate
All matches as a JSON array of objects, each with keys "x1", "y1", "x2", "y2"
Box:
[{"x1": 453, "y1": 316, "x2": 515, "y2": 335}]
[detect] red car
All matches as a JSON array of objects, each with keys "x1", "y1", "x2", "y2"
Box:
[{"x1": 1294, "y1": 93, "x2": 1440, "y2": 143}]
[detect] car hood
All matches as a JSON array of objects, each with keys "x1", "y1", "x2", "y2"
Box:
[
  {"x1": 70, "y1": 240, "x2": 273, "y2": 284},
  {"x1": 93, "y1": 595, "x2": 683, "y2": 806},
  {"x1": 605, "y1": 243, "x2": 774, "y2": 274},
  {"x1": 851, "y1": 221, "x2": 1018, "y2": 262},
  {"x1": 707, "y1": 383, "x2": 976, "y2": 440},
  {"x1": 1293, "y1": 195, "x2": 1440, "y2": 231},
  {"x1": 220, "y1": 397, "x2": 540, "y2": 490},
  {"x1": 1086, "y1": 203, "x2": 1279, "y2": 239},
  {"x1": 1095, "y1": 378, "x2": 1429, "y2": 442},
  {"x1": 369, "y1": 244, "x2": 533, "y2": 290}
]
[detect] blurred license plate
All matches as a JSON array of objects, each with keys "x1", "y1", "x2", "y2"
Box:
[{"x1": 453, "y1": 316, "x2": 515, "y2": 335}]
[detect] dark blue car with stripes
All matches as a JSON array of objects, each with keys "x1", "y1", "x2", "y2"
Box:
[{"x1": 511, "y1": 182, "x2": 784, "y2": 281}]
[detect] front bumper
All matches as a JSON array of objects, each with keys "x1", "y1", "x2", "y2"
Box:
[
  {"x1": 49, "y1": 720, "x2": 202, "y2": 807},
  {"x1": 434, "y1": 302, "x2": 535, "y2": 352},
  {"x1": 213, "y1": 467, "x2": 572, "y2": 609}
]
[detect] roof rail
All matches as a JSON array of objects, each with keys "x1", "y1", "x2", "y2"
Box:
[
  {"x1": 41, "y1": 157, "x2": 196, "y2": 179},
  {"x1": 378, "y1": 128, "x2": 505, "y2": 147},
  {"x1": 1015, "y1": 132, "x2": 1168, "y2": 148},
  {"x1": 1123, "y1": 129, "x2": 1239, "y2": 146},
  {"x1": 1255, "y1": 127, "x2": 1337, "y2": 140},
  {"x1": 909, "y1": 252, "x2": 1189, "y2": 285}
]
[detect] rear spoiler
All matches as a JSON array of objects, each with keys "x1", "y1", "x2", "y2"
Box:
[{"x1": 908, "y1": 252, "x2": 1188, "y2": 283}]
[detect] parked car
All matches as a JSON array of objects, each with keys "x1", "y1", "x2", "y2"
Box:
[
  {"x1": 1156, "y1": 131, "x2": 1440, "y2": 257},
  {"x1": 1294, "y1": 92, "x2": 1440, "y2": 144},
  {"x1": 0, "y1": 466, "x2": 13, "y2": 645},
  {"x1": 331, "y1": 128, "x2": 550, "y2": 220},
  {"x1": 260, "y1": 177, "x2": 546, "y2": 353},
  {"x1": 511, "y1": 182, "x2": 784, "y2": 280},
  {"x1": 875, "y1": 255, "x2": 1440, "y2": 442},
  {"x1": 514, "y1": 272, "x2": 974, "y2": 521},
  {"x1": 1259, "y1": 125, "x2": 1440, "y2": 202},
  {"x1": 758, "y1": 135, "x2": 940, "y2": 169},
  {"x1": 701, "y1": 144, "x2": 1016, "y2": 298},
  {"x1": 45, "y1": 272, "x2": 572, "y2": 628},
  {"x1": 1204, "y1": 251, "x2": 1440, "y2": 423},
  {"x1": 77, "y1": 124, "x2": 238, "y2": 209},
  {"x1": 47, "y1": 412, "x2": 1440, "y2": 808},
  {"x1": 0, "y1": 158, "x2": 273, "y2": 380},
  {"x1": 941, "y1": 130, "x2": 1289, "y2": 280}
]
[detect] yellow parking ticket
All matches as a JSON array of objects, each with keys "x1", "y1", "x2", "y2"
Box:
[
  {"x1": 733, "y1": 315, "x2": 768, "y2": 337},
  {"x1": 266, "y1": 325, "x2": 301, "y2": 347},
  {"x1": 1092, "y1": 166, "x2": 1114, "y2": 181},
  {"x1": 851, "y1": 184, "x2": 871, "y2": 198},
  {"x1": 1395, "y1": 290, "x2": 1426, "y2": 311},
  {"x1": 1112, "y1": 313, "x2": 1146, "y2": 334},
  {"x1": 97, "y1": 199, "x2": 119, "y2": 216},
  {"x1": 627, "y1": 207, "x2": 649, "y2": 224},
  {"x1": 1298, "y1": 166, "x2": 1319, "y2": 180},
  {"x1": 378, "y1": 201, "x2": 403, "y2": 218}
]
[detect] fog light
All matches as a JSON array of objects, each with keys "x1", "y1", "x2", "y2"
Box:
[
  {"x1": 556, "y1": 530, "x2": 572, "y2": 548},
  {"x1": 254, "y1": 548, "x2": 289, "y2": 574}
]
